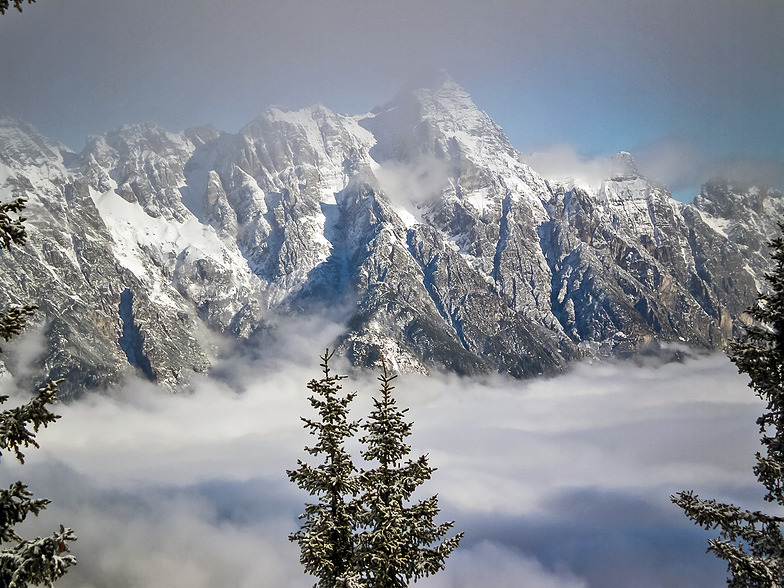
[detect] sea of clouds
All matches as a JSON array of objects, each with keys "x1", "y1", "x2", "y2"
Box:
[{"x1": 0, "y1": 321, "x2": 769, "y2": 587}]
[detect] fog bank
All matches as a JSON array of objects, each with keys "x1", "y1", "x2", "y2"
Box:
[{"x1": 1, "y1": 350, "x2": 764, "y2": 587}]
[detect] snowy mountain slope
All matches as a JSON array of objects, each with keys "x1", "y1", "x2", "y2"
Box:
[
  {"x1": 0, "y1": 76, "x2": 781, "y2": 393},
  {"x1": 0, "y1": 116, "x2": 264, "y2": 396}
]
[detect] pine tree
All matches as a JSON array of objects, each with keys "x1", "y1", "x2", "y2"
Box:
[
  {"x1": 673, "y1": 225, "x2": 784, "y2": 587},
  {"x1": 289, "y1": 353, "x2": 463, "y2": 587},
  {"x1": 355, "y1": 361, "x2": 463, "y2": 587},
  {"x1": 0, "y1": 197, "x2": 76, "y2": 587},
  {"x1": 288, "y1": 349, "x2": 362, "y2": 588}
]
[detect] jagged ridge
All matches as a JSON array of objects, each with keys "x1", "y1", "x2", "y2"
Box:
[{"x1": 0, "y1": 75, "x2": 781, "y2": 395}]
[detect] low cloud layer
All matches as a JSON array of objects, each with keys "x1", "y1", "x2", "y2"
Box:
[{"x1": 0, "y1": 348, "x2": 765, "y2": 587}]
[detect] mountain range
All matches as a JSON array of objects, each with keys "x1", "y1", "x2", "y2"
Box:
[{"x1": 0, "y1": 74, "x2": 781, "y2": 397}]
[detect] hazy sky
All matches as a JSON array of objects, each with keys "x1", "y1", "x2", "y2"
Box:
[{"x1": 0, "y1": 0, "x2": 782, "y2": 200}]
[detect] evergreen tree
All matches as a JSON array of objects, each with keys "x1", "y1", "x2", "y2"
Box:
[
  {"x1": 288, "y1": 349, "x2": 362, "y2": 588},
  {"x1": 673, "y1": 225, "x2": 784, "y2": 586},
  {"x1": 356, "y1": 361, "x2": 463, "y2": 587},
  {"x1": 0, "y1": 197, "x2": 76, "y2": 586},
  {"x1": 0, "y1": 0, "x2": 36, "y2": 15},
  {"x1": 290, "y1": 353, "x2": 463, "y2": 587}
]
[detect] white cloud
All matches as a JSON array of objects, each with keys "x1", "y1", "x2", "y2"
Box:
[
  {"x1": 0, "y1": 318, "x2": 48, "y2": 382},
  {"x1": 707, "y1": 157, "x2": 784, "y2": 192},
  {"x1": 374, "y1": 156, "x2": 451, "y2": 223},
  {"x1": 521, "y1": 145, "x2": 618, "y2": 188},
  {"x1": 427, "y1": 541, "x2": 588, "y2": 588},
  {"x1": 41, "y1": 486, "x2": 302, "y2": 588},
  {"x1": 633, "y1": 137, "x2": 784, "y2": 200},
  {"x1": 523, "y1": 140, "x2": 784, "y2": 203},
  {"x1": 0, "y1": 351, "x2": 763, "y2": 587},
  {"x1": 633, "y1": 137, "x2": 711, "y2": 194}
]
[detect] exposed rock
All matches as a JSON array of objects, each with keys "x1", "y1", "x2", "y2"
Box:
[{"x1": 0, "y1": 77, "x2": 781, "y2": 392}]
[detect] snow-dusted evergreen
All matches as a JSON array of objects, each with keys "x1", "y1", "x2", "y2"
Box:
[
  {"x1": 289, "y1": 353, "x2": 462, "y2": 587},
  {"x1": 356, "y1": 362, "x2": 462, "y2": 587},
  {"x1": 673, "y1": 227, "x2": 784, "y2": 586},
  {"x1": 288, "y1": 350, "x2": 362, "y2": 588},
  {"x1": 0, "y1": 198, "x2": 75, "y2": 587},
  {"x1": 0, "y1": 75, "x2": 781, "y2": 391}
]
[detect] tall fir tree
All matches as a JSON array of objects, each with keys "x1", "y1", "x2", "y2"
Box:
[
  {"x1": 288, "y1": 349, "x2": 362, "y2": 588},
  {"x1": 356, "y1": 360, "x2": 463, "y2": 587},
  {"x1": 0, "y1": 197, "x2": 76, "y2": 586},
  {"x1": 673, "y1": 225, "x2": 784, "y2": 587}
]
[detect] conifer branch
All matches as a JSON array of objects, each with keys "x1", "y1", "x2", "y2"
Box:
[{"x1": 674, "y1": 224, "x2": 784, "y2": 585}]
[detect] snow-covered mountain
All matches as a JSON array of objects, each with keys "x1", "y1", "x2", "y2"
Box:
[{"x1": 0, "y1": 75, "x2": 781, "y2": 396}]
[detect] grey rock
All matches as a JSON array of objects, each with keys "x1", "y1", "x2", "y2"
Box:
[{"x1": 0, "y1": 77, "x2": 781, "y2": 392}]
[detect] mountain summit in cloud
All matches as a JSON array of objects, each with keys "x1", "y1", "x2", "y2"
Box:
[{"x1": 0, "y1": 80, "x2": 781, "y2": 395}]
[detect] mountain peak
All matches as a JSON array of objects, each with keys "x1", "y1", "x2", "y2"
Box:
[
  {"x1": 0, "y1": 115, "x2": 69, "y2": 167},
  {"x1": 378, "y1": 70, "x2": 473, "y2": 113},
  {"x1": 361, "y1": 71, "x2": 516, "y2": 167},
  {"x1": 411, "y1": 71, "x2": 472, "y2": 106},
  {"x1": 609, "y1": 151, "x2": 640, "y2": 179},
  {"x1": 401, "y1": 68, "x2": 456, "y2": 93}
]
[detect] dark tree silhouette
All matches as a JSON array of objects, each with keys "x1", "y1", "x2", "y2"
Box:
[
  {"x1": 673, "y1": 225, "x2": 784, "y2": 587},
  {"x1": 289, "y1": 352, "x2": 462, "y2": 587},
  {"x1": 356, "y1": 360, "x2": 463, "y2": 587},
  {"x1": 0, "y1": 197, "x2": 76, "y2": 587},
  {"x1": 288, "y1": 349, "x2": 362, "y2": 587}
]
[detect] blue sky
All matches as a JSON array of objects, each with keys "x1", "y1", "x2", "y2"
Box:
[{"x1": 1, "y1": 0, "x2": 782, "y2": 200}]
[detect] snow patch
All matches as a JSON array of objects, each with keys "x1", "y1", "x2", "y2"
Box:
[
  {"x1": 699, "y1": 210, "x2": 732, "y2": 239},
  {"x1": 92, "y1": 188, "x2": 225, "y2": 278}
]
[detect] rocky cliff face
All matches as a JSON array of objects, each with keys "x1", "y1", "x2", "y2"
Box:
[{"x1": 0, "y1": 76, "x2": 781, "y2": 395}]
